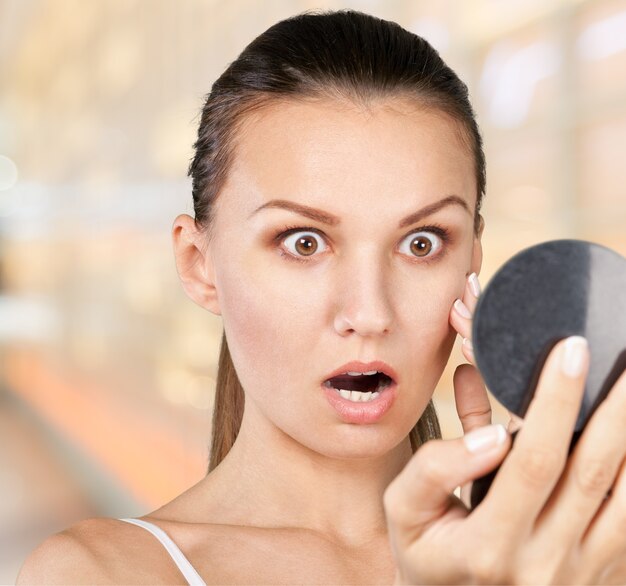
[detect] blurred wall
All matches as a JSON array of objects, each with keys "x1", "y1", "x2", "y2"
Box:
[{"x1": 1, "y1": 0, "x2": 625, "y2": 581}]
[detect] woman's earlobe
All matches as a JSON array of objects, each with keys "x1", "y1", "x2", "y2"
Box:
[{"x1": 171, "y1": 214, "x2": 221, "y2": 315}]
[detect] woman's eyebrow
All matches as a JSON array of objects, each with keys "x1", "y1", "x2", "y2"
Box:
[{"x1": 248, "y1": 195, "x2": 471, "y2": 228}]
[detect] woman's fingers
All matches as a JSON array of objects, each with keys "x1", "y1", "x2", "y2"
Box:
[
  {"x1": 540, "y1": 367, "x2": 626, "y2": 575},
  {"x1": 451, "y1": 298, "x2": 472, "y2": 339},
  {"x1": 449, "y1": 273, "x2": 485, "y2": 504},
  {"x1": 383, "y1": 424, "x2": 510, "y2": 551},
  {"x1": 533, "y1": 367, "x2": 626, "y2": 548},
  {"x1": 582, "y1": 452, "x2": 626, "y2": 582},
  {"x1": 450, "y1": 272, "x2": 481, "y2": 365},
  {"x1": 472, "y1": 336, "x2": 591, "y2": 542},
  {"x1": 453, "y1": 364, "x2": 493, "y2": 433},
  {"x1": 453, "y1": 363, "x2": 494, "y2": 507},
  {"x1": 461, "y1": 337, "x2": 475, "y2": 365},
  {"x1": 384, "y1": 427, "x2": 511, "y2": 585},
  {"x1": 466, "y1": 272, "x2": 481, "y2": 312},
  {"x1": 451, "y1": 302, "x2": 474, "y2": 364}
]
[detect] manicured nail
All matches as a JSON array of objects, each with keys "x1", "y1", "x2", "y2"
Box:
[
  {"x1": 464, "y1": 424, "x2": 507, "y2": 453},
  {"x1": 468, "y1": 273, "x2": 481, "y2": 297},
  {"x1": 462, "y1": 337, "x2": 474, "y2": 352},
  {"x1": 561, "y1": 336, "x2": 588, "y2": 378},
  {"x1": 454, "y1": 298, "x2": 472, "y2": 319}
]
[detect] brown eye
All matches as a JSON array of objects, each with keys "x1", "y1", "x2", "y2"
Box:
[
  {"x1": 399, "y1": 231, "x2": 442, "y2": 259},
  {"x1": 283, "y1": 231, "x2": 327, "y2": 258},
  {"x1": 411, "y1": 235, "x2": 432, "y2": 256}
]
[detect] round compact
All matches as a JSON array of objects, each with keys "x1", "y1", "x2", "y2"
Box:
[{"x1": 469, "y1": 239, "x2": 626, "y2": 509}]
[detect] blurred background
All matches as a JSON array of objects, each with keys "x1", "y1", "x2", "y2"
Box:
[{"x1": 2, "y1": 0, "x2": 626, "y2": 581}]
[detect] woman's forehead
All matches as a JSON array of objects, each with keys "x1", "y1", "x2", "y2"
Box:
[
  {"x1": 236, "y1": 96, "x2": 471, "y2": 156},
  {"x1": 225, "y1": 97, "x2": 476, "y2": 215}
]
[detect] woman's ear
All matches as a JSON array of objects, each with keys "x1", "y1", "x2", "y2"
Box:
[
  {"x1": 171, "y1": 213, "x2": 221, "y2": 315},
  {"x1": 470, "y1": 214, "x2": 484, "y2": 277}
]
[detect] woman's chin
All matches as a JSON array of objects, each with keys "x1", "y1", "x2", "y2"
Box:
[{"x1": 300, "y1": 429, "x2": 411, "y2": 461}]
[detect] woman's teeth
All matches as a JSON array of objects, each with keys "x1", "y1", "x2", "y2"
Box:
[
  {"x1": 323, "y1": 378, "x2": 391, "y2": 402},
  {"x1": 336, "y1": 389, "x2": 380, "y2": 402}
]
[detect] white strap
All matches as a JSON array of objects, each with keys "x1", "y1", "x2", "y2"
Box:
[{"x1": 118, "y1": 518, "x2": 206, "y2": 586}]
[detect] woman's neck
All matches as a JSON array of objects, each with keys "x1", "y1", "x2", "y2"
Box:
[{"x1": 190, "y1": 400, "x2": 414, "y2": 548}]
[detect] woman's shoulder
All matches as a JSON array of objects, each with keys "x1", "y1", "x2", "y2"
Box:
[
  {"x1": 16, "y1": 517, "x2": 118, "y2": 584},
  {"x1": 16, "y1": 516, "x2": 180, "y2": 585}
]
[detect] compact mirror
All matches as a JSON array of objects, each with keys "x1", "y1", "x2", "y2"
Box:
[{"x1": 469, "y1": 239, "x2": 626, "y2": 510}]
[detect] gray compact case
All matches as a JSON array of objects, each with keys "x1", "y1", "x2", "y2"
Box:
[{"x1": 469, "y1": 239, "x2": 626, "y2": 510}]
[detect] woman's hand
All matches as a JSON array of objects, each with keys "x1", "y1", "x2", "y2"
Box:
[
  {"x1": 383, "y1": 332, "x2": 626, "y2": 584},
  {"x1": 449, "y1": 273, "x2": 521, "y2": 507}
]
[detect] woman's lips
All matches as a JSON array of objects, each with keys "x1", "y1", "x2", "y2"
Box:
[{"x1": 321, "y1": 380, "x2": 398, "y2": 424}]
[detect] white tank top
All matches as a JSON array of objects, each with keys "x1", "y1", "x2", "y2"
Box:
[{"x1": 118, "y1": 518, "x2": 206, "y2": 586}]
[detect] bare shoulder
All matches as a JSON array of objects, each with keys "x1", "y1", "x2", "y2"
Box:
[
  {"x1": 16, "y1": 517, "x2": 179, "y2": 585},
  {"x1": 16, "y1": 518, "x2": 116, "y2": 585}
]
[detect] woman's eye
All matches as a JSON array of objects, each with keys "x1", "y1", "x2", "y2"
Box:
[
  {"x1": 398, "y1": 230, "x2": 444, "y2": 259},
  {"x1": 281, "y1": 230, "x2": 328, "y2": 258},
  {"x1": 276, "y1": 225, "x2": 449, "y2": 263}
]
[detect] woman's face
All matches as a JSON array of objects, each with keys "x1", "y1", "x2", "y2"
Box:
[{"x1": 196, "y1": 97, "x2": 482, "y2": 458}]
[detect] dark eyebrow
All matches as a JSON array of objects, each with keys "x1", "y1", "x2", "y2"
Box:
[
  {"x1": 249, "y1": 195, "x2": 472, "y2": 228},
  {"x1": 396, "y1": 195, "x2": 472, "y2": 228}
]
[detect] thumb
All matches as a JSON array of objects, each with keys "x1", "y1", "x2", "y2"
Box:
[
  {"x1": 453, "y1": 363, "x2": 493, "y2": 432},
  {"x1": 384, "y1": 425, "x2": 510, "y2": 548},
  {"x1": 453, "y1": 364, "x2": 494, "y2": 507}
]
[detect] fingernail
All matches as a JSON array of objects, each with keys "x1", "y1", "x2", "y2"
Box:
[
  {"x1": 462, "y1": 337, "x2": 474, "y2": 352},
  {"x1": 561, "y1": 336, "x2": 588, "y2": 378},
  {"x1": 454, "y1": 299, "x2": 472, "y2": 319},
  {"x1": 468, "y1": 273, "x2": 481, "y2": 297},
  {"x1": 464, "y1": 424, "x2": 507, "y2": 453}
]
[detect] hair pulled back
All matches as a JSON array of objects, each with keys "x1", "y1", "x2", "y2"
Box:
[{"x1": 187, "y1": 9, "x2": 486, "y2": 473}]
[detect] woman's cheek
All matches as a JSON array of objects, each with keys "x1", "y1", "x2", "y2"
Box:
[
  {"x1": 401, "y1": 275, "x2": 459, "y2": 361},
  {"x1": 216, "y1": 258, "x2": 310, "y2": 388}
]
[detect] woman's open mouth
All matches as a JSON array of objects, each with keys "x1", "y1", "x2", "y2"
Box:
[
  {"x1": 321, "y1": 371, "x2": 398, "y2": 424},
  {"x1": 323, "y1": 371, "x2": 393, "y2": 403}
]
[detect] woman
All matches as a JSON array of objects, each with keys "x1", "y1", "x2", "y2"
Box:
[{"x1": 18, "y1": 9, "x2": 626, "y2": 585}]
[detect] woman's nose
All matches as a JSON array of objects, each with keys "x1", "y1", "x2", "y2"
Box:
[{"x1": 332, "y1": 258, "x2": 394, "y2": 337}]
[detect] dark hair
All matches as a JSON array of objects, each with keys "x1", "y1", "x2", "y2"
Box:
[{"x1": 187, "y1": 9, "x2": 486, "y2": 473}]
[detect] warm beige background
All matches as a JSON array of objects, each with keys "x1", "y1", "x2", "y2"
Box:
[{"x1": 2, "y1": 0, "x2": 626, "y2": 581}]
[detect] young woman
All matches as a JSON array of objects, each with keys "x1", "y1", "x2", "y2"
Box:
[{"x1": 18, "y1": 9, "x2": 626, "y2": 585}]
